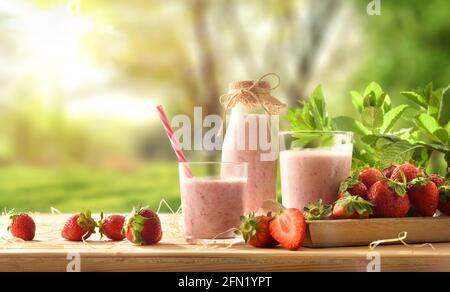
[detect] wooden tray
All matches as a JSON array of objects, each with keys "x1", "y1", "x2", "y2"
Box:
[{"x1": 304, "y1": 217, "x2": 450, "y2": 248}]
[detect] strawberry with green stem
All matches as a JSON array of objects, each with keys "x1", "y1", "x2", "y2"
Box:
[
  {"x1": 338, "y1": 171, "x2": 368, "y2": 199},
  {"x1": 123, "y1": 206, "x2": 162, "y2": 245},
  {"x1": 391, "y1": 163, "x2": 423, "y2": 184},
  {"x1": 62, "y1": 210, "x2": 97, "y2": 241},
  {"x1": 408, "y1": 175, "x2": 439, "y2": 217},
  {"x1": 237, "y1": 213, "x2": 278, "y2": 248},
  {"x1": 8, "y1": 213, "x2": 36, "y2": 241},
  {"x1": 303, "y1": 199, "x2": 332, "y2": 220},
  {"x1": 368, "y1": 174, "x2": 410, "y2": 218},
  {"x1": 332, "y1": 193, "x2": 374, "y2": 219},
  {"x1": 98, "y1": 212, "x2": 126, "y2": 241}
]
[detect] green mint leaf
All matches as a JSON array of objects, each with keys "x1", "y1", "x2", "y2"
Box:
[
  {"x1": 380, "y1": 104, "x2": 409, "y2": 134},
  {"x1": 417, "y1": 113, "x2": 449, "y2": 143},
  {"x1": 401, "y1": 91, "x2": 428, "y2": 108},
  {"x1": 377, "y1": 140, "x2": 421, "y2": 168},
  {"x1": 362, "y1": 106, "x2": 384, "y2": 130},
  {"x1": 438, "y1": 85, "x2": 450, "y2": 126},
  {"x1": 375, "y1": 93, "x2": 387, "y2": 107},
  {"x1": 382, "y1": 94, "x2": 392, "y2": 112},
  {"x1": 332, "y1": 116, "x2": 370, "y2": 136},
  {"x1": 350, "y1": 91, "x2": 364, "y2": 113},
  {"x1": 311, "y1": 85, "x2": 326, "y2": 120},
  {"x1": 361, "y1": 134, "x2": 379, "y2": 146},
  {"x1": 363, "y1": 82, "x2": 383, "y2": 100},
  {"x1": 289, "y1": 85, "x2": 332, "y2": 132},
  {"x1": 427, "y1": 88, "x2": 442, "y2": 118},
  {"x1": 363, "y1": 92, "x2": 377, "y2": 108}
]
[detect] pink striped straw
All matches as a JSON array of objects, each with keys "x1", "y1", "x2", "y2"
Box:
[{"x1": 156, "y1": 105, "x2": 193, "y2": 178}]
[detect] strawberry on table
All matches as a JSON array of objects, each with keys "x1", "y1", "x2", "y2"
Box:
[
  {"x1": 332, "y1": 193, "x2": 374, "y2": 219},
  {"x1": 338, "y1": 172, "x2": 368, "y2": 199},
  {"x1": 61, "y1": 210, "x2": 97, "y2": 241},
  {"x1": 391, "y1": 163, "x2": 423, "y2": 184},
  {"x1": 359, "y1": 167, "x2": 383, "y2": 189},
  {"x1": 8, "y1": 213, "x2": 36, "y2": 241},
  {"x1": 408, "y1": 176, "x2": 439, "y2": 217},
  {"x1": 124, "y1": 207, "x2": 162, "y2": 245},
  {"x1": 303, "y1": 199, "x2": 332, "y2": 220},
  {"x1": 98, "y1": 213, "x2": 126, "y2": 241},
  {"x1": 238, "y1": 213, "x2": 278, "y2": 248},
  {"x1": 269, "y1": 208, "x2": 306, "y2": 251},
  {"x1": 368, "y1": 179, "x2": 410, "y2": 218}
]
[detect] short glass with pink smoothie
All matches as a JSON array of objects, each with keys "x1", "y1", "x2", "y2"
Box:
[
  {"x1": 279, "y1": 131, "x2": 353, "y2": 210},
  {"x1": 179, "y1": 162, "x2": 247, "y2": 243}
]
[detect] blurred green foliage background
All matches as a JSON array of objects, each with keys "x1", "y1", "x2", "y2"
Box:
[{"x1": 0, "y1": 0, "x2": 448, "y2": 212}]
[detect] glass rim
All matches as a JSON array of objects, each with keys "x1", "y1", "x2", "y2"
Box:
[
  {"x1": 279, "y1": 130, "x2": 353, "y2": 137},
  {"x1": 178, "y1": 161, "x2": 248, "y2": 166}
]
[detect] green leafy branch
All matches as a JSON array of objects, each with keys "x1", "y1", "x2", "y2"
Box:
[{"x1": 287, "y1": 82, "x2": 450, "y2": 175}]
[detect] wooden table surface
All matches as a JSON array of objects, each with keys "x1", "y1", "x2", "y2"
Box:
[{"x1": 0, "y1": 214, "x2": 449, "y2": 272}]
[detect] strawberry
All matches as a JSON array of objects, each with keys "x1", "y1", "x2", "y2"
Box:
[
  {"x1": 391, "y1": 163, "x2": 423, "y2": 184},
  {"x1": 359, "y1": 167, "x2": 383, "y2": 189},
  {"x1": 124, "y1": 207, "x2": 162, "y2": 245},
  {"x1": 332, "y1": 193, "x2": 374, "y2": 219},
  {"x1": 61, "y1": 210, "x2": 97, "y2": 241},
  {"x1": 303, "y1": 199, "x2": 332, "y2": 220},
  {"x1": 408, "y1": 176, "x2": 439, "y2": 217},
  {"x1": 437, "y1": 184, "x2": 450, "y2": 216},
  {"x1": 382, "y1": 164, "x2": 397, "y2": 178},
  {"x1": 269, "y1": 208, "x2": 306, "y2": 251},
  {"x1": 339, "y1": 172, "x2": 368, "y2": 199},
  {"x1": 368, "y1": 180, "x2": 410, "y2": 218},
  {"x1": 98, "y1": 213, "x2": 126, "y2": 241},
  {"x1": 8, "y1": 213, "x2": 35, "y2": 241},
  {"x1": 238, "y1": 214, "x2": 278, "y2": 248},
  {"x1": 430, "y1": 174, "x2": 449, "y2": 215}
]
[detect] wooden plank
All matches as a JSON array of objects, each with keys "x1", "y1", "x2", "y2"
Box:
[{"x1": 0, "y1": 214, "x2": 449, "y2": 271}]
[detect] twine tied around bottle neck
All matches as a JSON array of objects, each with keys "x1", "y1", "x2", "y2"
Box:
[{"x1": 219, "y1": 73, "x2": 287, "y2": 115}]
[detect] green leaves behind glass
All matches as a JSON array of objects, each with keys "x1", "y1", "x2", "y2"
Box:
[
  {"x1": 287, "y1": 85, "x2": 332, "y2": 132},
  {"x1": 289, "y1": 132, "x2": 335, "y2": 149},
  {"x1": 416, "y1": 113, "x2": 449, "y2": 143}
]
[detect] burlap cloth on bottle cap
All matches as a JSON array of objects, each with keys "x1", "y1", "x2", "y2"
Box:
[{"x1": 220, "y1": 73, "x2": 287, "y2": 115}]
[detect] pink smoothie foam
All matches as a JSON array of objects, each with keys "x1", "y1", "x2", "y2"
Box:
[
  {"x1": 180, "y1": 177, "x2": 246, "y2": 239},
  {"x1": 280, "y1": 148, "x2": 352, "y2": 210},
  {"x1": 222, "y1": 112, "x2": 277, "y2": 213}
]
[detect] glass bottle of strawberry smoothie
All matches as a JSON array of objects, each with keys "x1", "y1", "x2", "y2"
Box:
[{"x1": 221, "y1": 78, "x2": 286, "y2": 213}]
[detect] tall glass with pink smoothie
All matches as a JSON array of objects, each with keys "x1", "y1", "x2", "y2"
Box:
[
  {"x1": 221, "y1": 79, "x2": 286, "y2": 213},
  {"x1": 179, "y1": 162, "x2": 247, "y2": 243},
  {"x1": 279, "y1": 131, "x2": 353, "y2": 210}
]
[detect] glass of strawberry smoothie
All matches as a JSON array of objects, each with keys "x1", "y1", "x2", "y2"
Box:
[
  {"x1": 179, "y1": 162, "x2": 248, "y2": 244},
  {"x1": 279, "y1": 131, "x2": 353, "y2": 211}
]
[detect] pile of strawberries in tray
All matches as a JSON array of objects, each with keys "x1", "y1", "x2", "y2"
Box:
[
  {"x1": 237, "y1": 163, "x2": 450, "y2": 251},
  {"x1": 311, "y1": 163, "x2": 450, "y2": 220},
  {"x1": 7, "y1": 206, "x2": 163, "y2": 245}
]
